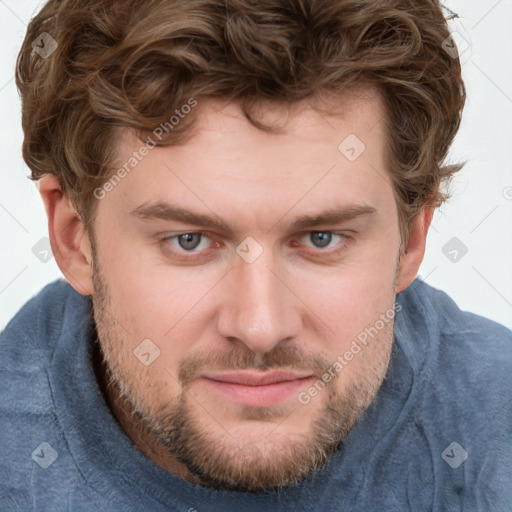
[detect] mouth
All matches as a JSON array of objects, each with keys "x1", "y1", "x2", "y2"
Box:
[{"x1": 198, "y1": 370, "x2": 315, "y2": 407}]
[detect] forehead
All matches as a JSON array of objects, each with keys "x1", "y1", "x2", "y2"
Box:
[
  {"x1": 102, "y1": 88, "x2": 394, "y2": 233},
  {"x1": 113, "y1": 85, "x2": 387, "y2": 160}
]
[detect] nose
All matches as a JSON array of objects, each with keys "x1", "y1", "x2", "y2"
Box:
[{"x1": 216, "y1": 249, "x2": 302, "y2": 354}]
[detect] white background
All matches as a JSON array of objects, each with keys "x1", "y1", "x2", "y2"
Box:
[{"x1": 1, "y1": 0, "x2": 511, "y2": 330}]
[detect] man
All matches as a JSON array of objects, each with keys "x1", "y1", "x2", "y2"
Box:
[{"x1": 1, "y1": 0, "x2": 510, "y2": 510}]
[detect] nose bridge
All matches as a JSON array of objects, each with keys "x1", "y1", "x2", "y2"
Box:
[{"x1": 217, "y1": 248, "x2": 300, "y2": 353}]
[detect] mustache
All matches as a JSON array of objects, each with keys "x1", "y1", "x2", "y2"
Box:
[{"x1": 178, "y1": 345, "x2": 332, "y2": 388}]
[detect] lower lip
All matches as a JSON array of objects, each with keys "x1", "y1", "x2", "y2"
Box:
[{"x1": 200, "y1": 377, "x2": 314, "y2": 407}]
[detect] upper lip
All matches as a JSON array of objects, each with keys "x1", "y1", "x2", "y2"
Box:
[{"x1": 201, "y1": 370, "x2": 313, "y2": 386}]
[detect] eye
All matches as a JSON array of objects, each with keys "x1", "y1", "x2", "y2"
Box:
[
  {"x1": 165, "y1": 232, "x2": 212, "y2": 252},
  {"x1": 299, "y1": 231, "x2": 349, "y2": 251}
]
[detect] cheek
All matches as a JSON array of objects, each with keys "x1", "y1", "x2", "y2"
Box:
[
  {"x1": 93, "y1": 214, "x2": 196, "y2": 328},
  {"x1": 292, "y1": 234, "x2": 398, "y2": 334},
  {"x1": 105, "y1": 265, "x2": 207, "y2": 341},
  {"x1": 295, "y1": 272, "x2": 395, "y2": 348}
]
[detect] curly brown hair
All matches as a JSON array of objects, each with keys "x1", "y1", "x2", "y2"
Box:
[{"x1": 16, "y1": 0, "x2": 465, "y2": 245}]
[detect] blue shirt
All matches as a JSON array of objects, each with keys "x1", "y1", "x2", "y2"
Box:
[{"x1": 1, "y1": 278, "x2": 511, "y2": 511}]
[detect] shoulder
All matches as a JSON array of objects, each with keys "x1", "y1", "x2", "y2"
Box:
[
  {"x1": 0, "y1": 280, "x2": 91, "y2": 506},
  {"x1": 393, "y1": 280, "x2": 511, "y2": 506},
  {"x1": 396, "y1": 278, "x2": 512, "y2": 370},
  {"x1": 0, "y1": 278, "x2": 88, "y2": 416},
  {"x1": 0, "y1": 278, "x2": 84, "y2": 358},
  {"x1": 0, "y1": 278, "x2": 87, "y2": 432},
  {"x1": 0, "y1": 278, "x2": 82, "y2": 415},
  {"x1": 395, "y1": 278, "x2": 511, "y2": 436}
]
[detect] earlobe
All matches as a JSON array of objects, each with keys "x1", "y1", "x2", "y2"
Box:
[
  {"x1": 38, "y1": 174, "x2": 94, "y2": 296},
  {"x1": 395, "y1": 207, "x2": 434, "y2": 294}
]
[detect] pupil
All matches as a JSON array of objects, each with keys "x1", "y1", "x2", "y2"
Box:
[
  {"x1": 179, "y1": 233, "x2": 201, "y2": 250},
  {"x1": 311, "y1": 232, "x2": 331, "y2": 248}
]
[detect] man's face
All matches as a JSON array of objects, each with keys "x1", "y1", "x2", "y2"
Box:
[{"x1": 90, "y1": 89, "x2": 402, "y2": 491}]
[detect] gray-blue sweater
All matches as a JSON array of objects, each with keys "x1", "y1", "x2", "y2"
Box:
[{"x1": 1, "y1": 278, "x2": 511, "y2": 511}]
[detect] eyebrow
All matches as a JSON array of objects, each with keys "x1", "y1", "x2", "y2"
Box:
[{"x1": 130, "y1": 201, "x2": 377, "y2": 234}]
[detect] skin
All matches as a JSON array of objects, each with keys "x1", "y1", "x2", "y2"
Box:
[{"x1": 39, "y1": 88, "x2": 433, "y2": 492}]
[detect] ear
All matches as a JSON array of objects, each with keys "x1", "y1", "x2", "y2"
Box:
[
  {"x1": 395, "y1": 207, "x2": 434, "y2": 294},
  {"x1": 38, "y1": 174, "x2": 94, "y2": 296}
]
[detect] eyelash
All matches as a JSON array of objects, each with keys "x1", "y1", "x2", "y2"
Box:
[{"x1": 159, "y1": 231, "x2": 352, "y2": 259}]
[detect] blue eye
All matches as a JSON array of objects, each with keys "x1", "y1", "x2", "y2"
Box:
[
  {"x1": 308, "y1": 232, "x2": 334, "y2": 248},
  {"x1": 177, "y1": 233, "x2": 202, "y2": 251},
  {"x1": 166, "y1": 232, "x2": 211, "y2": 252},
  {"x1": 303, "y1": 231, "x2": 345, "y2": 250}
]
